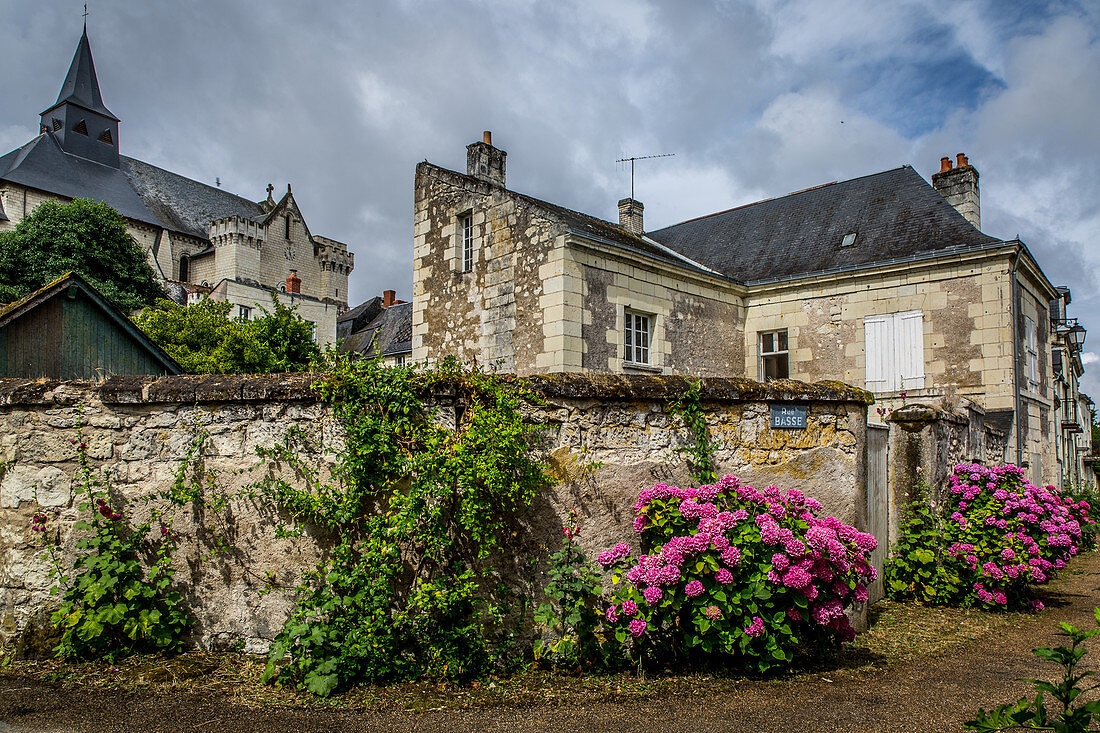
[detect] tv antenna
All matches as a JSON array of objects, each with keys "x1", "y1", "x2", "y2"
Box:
[{"x1": 616, "y1": 153, "x2": 675, "y2": 200}]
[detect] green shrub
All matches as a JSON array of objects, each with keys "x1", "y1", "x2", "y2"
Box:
[
  {"x1": 36, "y1": 433, "x2": 192, "y2": 660},
  {"x1": 885, "y1": 463, "x2": 1092, "y2": 609},
  {"x1": 260, "y1": 356, "x2": 548, "y2": 695}
]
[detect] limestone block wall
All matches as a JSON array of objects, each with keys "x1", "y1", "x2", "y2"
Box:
[
  {"x1": 0, "y1": 373, "x2": 872, "y2": 652},
  {"x1": 570, "y1": 245, "x2": 745, "y2": 376},
  {"x1": 744, "y1": 253, "x2": 1015, "y2": 411},
  {"x1": 412, "y1": 163, "x2": 558, "y2": 373}
]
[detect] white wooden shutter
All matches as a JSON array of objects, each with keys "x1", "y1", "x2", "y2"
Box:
[
  {"x1": 864, "y1": 315, "x2": 895, "y2": 392},
  {"x1": 897, "y1": 311, "x2": 925, "y2": 390},
  {"x1": 1025, "y1": 317, "x2": 1038, "y2": 387}
]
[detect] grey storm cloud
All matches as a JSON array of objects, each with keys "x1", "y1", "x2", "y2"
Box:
[{"x1": 1, "y1": 0, "x2": 1097, "y2": 393}]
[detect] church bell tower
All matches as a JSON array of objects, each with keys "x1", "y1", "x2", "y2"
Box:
[{"x1": 39, "y1": 24, "x2": 120, "y2": 168}]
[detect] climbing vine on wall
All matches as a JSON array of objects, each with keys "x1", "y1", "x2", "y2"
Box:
[
  {"x1": 258, "y1": 355, "x2": 550, "y2": 696},
  {"x1": 668, "y1": 379, "x2": 717, "y2": 485}
]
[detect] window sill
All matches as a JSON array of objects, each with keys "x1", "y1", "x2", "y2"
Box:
[{"x1": 623, "y1": 361, "x2": 662, "y2": 374}]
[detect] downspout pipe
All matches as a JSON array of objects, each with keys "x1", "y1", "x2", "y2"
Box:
[{"x1": 1010, "y1": 249, "x2": 1023, "y2": 467}]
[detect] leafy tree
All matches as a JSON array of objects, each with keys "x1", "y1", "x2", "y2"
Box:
[
  {"x1": 0, "y1": 198, "x2": 165, "y2": 311},
  {"x1": 136, "y1": 296, "x2": 321, "y2": 374}
]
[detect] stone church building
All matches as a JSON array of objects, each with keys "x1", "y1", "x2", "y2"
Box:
[
  {"x1": 413, "y1": 134, "x2": 1092, "y2": 488},
  {"x1": 0, "y1": 27, "x2": 353, "y2": 345}
]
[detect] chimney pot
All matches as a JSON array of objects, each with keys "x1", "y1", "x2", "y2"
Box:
[
  {"x1": 940, "y1": 156, "x2": 953, "y2": 172},
  {"x1": 483, "y1": 130, "x2": 492, "y2": 145},
  {"x1": 286, "y1": 270, "x2": 301, "y2": 294},
  {"x1": 383, "y1": 289, "x2": 396, "y2": 308},
  {"x1": 956, "y1": 152, "x2": 968, "y2": 168}
]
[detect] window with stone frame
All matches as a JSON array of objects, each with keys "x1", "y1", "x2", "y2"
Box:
[
  {"x1": 624, "y1": 310, "x2": 652, "y2": 365},
  {"x1": 759, "y1": 330, "x2": 789, "y2": 381},
  {"x1": 459, "y1": 213, "x2": 474, "y2": 273}
]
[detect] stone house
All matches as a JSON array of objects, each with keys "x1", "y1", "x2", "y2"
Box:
[
  {"x1": 0, "y1": 27, "x2": 353, "y2": 345},
  {"x1": 413, "y1": 134, "x2": 1090, "y2": 486}
]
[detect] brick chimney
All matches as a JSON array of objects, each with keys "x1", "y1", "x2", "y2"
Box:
[
  {"x1": 618, "y1": 198, "x2": 644, "y2": 235},
  {"x1": 932, "y1": 152, "x2": 980, "y2": 230},
  {"x1": 466, "y1": 131, "x2": 507, "y2": 187},
  {"x1": 286, "y1": 269, "x2": 301, "y2": 294},
  {"x1": 383, "y1": 289, "x2": 396, "y2": 307}
]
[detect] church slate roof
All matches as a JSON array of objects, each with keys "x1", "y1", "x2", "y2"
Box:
[
  {"x1": 0, "y1": 133, "x2": 265, "y2": 239},
  {"x1": 646, "y1": 166, "x2": 1002, "y2": 284},
  {"x1": 121, "y1": 157, "x2": 265, "y2": 238},
  {"x1": 0, "y1": 134, "x2": 157, "y2": 224}
]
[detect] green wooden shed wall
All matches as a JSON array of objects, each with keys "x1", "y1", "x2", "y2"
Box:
[{"x1": 0, "y1": 273, "x2": 181, "y2": 379}]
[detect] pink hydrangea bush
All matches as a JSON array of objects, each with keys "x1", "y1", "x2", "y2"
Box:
[
  {"x1": 599, "y1": 475, "x2": 877, "y2": 673},
  {"x1": 885, "y1": 463, "x2": 1092, "y2": 609}
]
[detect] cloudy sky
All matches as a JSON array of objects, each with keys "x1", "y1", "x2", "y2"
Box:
[{"x1": 1, "y1": 0, "x2": 1097, "y2": 389}]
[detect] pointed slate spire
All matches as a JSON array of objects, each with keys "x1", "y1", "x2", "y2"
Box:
[
  {"x1": 45, "y1": 25, "x2": 118, "y2": 121},
  {"x1": 39, "y1": 26, "x2": 121, "y2": 167}
]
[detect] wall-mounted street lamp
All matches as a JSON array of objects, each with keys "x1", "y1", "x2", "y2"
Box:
[{"x1": 1068, "y1": 324, "x2": 1087, "y2": 350}]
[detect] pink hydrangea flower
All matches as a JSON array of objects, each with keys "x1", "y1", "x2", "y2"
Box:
[
  {"x1": 685, "y1": 580, "x2": 704, "y2": 597},
  {"x1": 744, "y1": 616, "x2": 764, "y2": 637},
  {"x1": 715, "y1": 568, "x2": 734, "y2": 584},
  {"x1": 629, "y1": 618, "x2": 647, "y2": 637}
]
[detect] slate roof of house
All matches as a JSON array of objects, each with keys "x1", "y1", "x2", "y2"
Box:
[
  {"x1": 0, "y1": 133, "x2": 266, "y2": 240},
  {"x1": 421, "y1": 163, "x2": 714, "y2": 275},
  {"x1": 647, "y1": 166, "x2": 1003, "y2": 284},
  {"x1": 340, "y1": 301, "x2": 413, "y2": 358}
]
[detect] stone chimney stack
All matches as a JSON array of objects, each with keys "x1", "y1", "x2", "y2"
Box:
[
  {"x1": 618, "y1": 198, "x2": 644, "y2": 235},
  {"x1": 286, "y1": 270, "x2": 301, "y2": 294},
  {"x1": 466, "y1": 131, "x2": 507, "y2": 187},
  {"x1": 932, "y1": 152, "x2": 980, "y2": 230}
]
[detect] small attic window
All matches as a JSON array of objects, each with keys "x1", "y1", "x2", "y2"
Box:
[
  {"x1": 72, "y1": 119, "x2": 88, "y2": 135},
  {"x1": 841, "y1": 233, "x2": 857, "y2": 247},
  {"x1": 52, "y1": 118, "x2": 63, "y2": 131},
  {"x1": 97, "y1": 129, "x2": 113, "y2": 144}
]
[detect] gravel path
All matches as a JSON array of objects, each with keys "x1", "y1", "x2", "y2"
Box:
[{"x1": 2, "y1": 553, "x2": 1098, "y2": 733}]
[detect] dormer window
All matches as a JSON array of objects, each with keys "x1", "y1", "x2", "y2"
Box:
[{"x1": 72, "y1": 119, "x2": 88, "y2": 135}]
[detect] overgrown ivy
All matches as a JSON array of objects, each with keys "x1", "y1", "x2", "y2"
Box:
[
  {"x1": 258, "y1": 355, "x2": 550, "y2": 696},
  {"x1": 668, "y1": 379, "x2": 716, "y2": 485}
]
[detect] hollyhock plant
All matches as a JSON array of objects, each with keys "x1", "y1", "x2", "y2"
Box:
[
  {"x1": 885, "y1": 462, "x2": 1094, "y2": 610},
  {"x1": 601, "y1": 475, "x2": 877, "y2": 673}
]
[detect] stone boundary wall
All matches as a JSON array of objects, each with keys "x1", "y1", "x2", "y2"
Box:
[
  {"x1": 885, "y1": 401, "x2": 1008, "y2": 542},
  {"x1": 0, "y1": 374, "x2": 872, "y2": 652}
]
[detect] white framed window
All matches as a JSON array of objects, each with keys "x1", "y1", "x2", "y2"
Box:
[
  {"x1": 624, "y1": 310, "x2": 651, "y2": 365},
  {"x1": 864, "y1": 310, "x2": 924, "y2": 392},
  {"x1": 759, "y1": 330, "x2": 789, "y2": 381},
  {"x1": 460, "y1": 214, "x2": 474, "y2": 273},
  {"x1": 394, "y1": 354, "x2": 407, "y2": 367},
  {"x1": 1025, "y1": 316, "x2": 1039, "y2": 390},
  {"x1": 239, "y1": 305, "x2": 252, "y2": 320}
]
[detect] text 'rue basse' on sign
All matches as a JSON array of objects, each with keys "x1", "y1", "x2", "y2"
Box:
[{"x1": 770, "y1": 404, "x2": 807, "y2": 429}]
